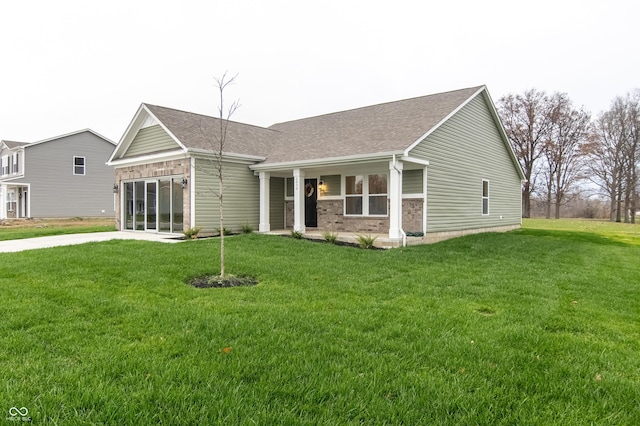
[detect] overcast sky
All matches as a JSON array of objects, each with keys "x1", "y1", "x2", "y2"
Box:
[{"x1": 1, "y1": 0, "x2": 638, "y2": 143}]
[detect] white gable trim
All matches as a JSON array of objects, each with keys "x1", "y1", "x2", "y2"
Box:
[
  {"x1": 479, "y1": 88, "x2": 526, "y2": 181},
  {"x1": 250, "y1": 150, "x2": 404, "y2": 173},
  {"x1": 141, "y1": 114, "x2": 159, "y2": 129},
  {"x1": 107, "y1": 103, "x2": 188, "y2": 164},
  {"x1": 404, "y1": 86, "x2": 486, "y2": 155},
  {"x1": 25, "y1": 129, "x2": 115, "y2": 148}
]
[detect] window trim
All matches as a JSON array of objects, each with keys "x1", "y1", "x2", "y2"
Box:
[
  {"x1": 73, "y1": 156, "x2": 86, "y2": 176},
  {"x1": 6, "y1": 191, "x2": 15, "y2": 212},
  {"x1": 482, "y1": 179, "x2": 490, "y2": 215},
  {"x1": 344, "y1": 173, "x2": 388, "y2": 217},
  {"x1": 1, "y1": 155, "x2": 8, "y2": 175}
]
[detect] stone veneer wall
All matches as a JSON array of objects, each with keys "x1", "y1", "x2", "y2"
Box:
[
  {"x1": 114, "y1": 158, "x2": 191, "y2": 231},
  {"x1": 284, "y1": 198, "x2": 425, "y2": 234},
  {"x1": 317, "y1": 199, "x2": 389, "y2": 233},
  {"x1": 402, "y1": 198, "x2": 424, "y2": 233}
]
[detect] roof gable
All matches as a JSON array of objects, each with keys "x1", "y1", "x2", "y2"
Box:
[
  {"x1": 122, "y1": 124, "x2": 181, "y2": 159},
  {"x1": 109, "y1": 104, "x2": 279, "y2": 164},
  {"x1": 28, "y1": 129, "x2": 115, "y2": 148},
  {"x1": 1, "y1": 140, "x2": 30, "y2": 150},
  {"x1": 145, "y1": 104, "x2": 277, "y2": 158},
  {"x1": 407, "y1": 89, "x2": 524, "y2": 180},
  {"x1": 261, "y1": 86, "x2": 483, "y2": 165}
]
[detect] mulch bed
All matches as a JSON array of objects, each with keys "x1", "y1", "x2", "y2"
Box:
[{"x1": 187, "y1": 274, "x2": 258, "y2": 288}]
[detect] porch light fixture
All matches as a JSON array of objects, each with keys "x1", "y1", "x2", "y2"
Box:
[
  {"x1": 113, "y1": 183, "x2": 118, "y2": 193},
  {"x1": 182, "y1": 177, "x2": 188, "y2": 189},
  {"x1": 318, "y1": 180, "x2": 326, "y2": 193}
]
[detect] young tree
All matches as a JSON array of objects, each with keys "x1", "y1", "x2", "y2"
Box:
[
  {"x1": 209, "y1": 72, "x2": 240, "y2": 278},
  {"x1": 498, "y1": 89, "x2": 555, "y2": 217}
]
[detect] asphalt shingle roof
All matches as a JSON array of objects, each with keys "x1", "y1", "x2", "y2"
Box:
[
  {"x1": 144, "y1": 104, "x2": 278, "y2": 158},
  {"x1": 264, "y1": 86, "x2": 483, "y2": 164},
  {"x1": 143, "y1": 85, "x2": 484, "y2": 165}
]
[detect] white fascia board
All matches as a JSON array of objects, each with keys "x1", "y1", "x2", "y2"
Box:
[
  {"x1": 249, "y1": 151, "x2": 404, "y2": 172},
  {"x1": 401, "y1": 156, "x2": 429, "y2": 166},
  {"x1": 404, "y1": 86, "x2": 487, "y2": 156},
  {"x1": 108, "y1": 104, "x2": 188, "y2": 163},
  {"x1": 108, "y1": 103, "x2": 147, "y2": 163},
  {"x1": 480, "y1": 88, "x2": 526, "y2": 181},
  {"x1": 187, "y1": 148, "x2": 266, "y2": 163},
  {"x1": 27, "y1": 128, "x2": 116, "y2": 148},
  {"x1": 107, "y1": 150, "x2": 187, "y2": 168}
]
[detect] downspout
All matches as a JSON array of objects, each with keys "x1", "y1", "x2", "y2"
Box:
[{"x1": 392, "y1": 155, "x2": 406, "y2": 247}]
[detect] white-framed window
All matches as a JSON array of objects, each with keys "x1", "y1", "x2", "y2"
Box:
[
  {"x1": 1, "y1": 156, "x2": 8, "y2": 175},
  {"x1": 482, "y1": 179, "x2": 490, "y2": 215},
  {"x1": 344, "y1": 174, "x2": 388, "y2": 216},
  {"x1": 73, "y1": 156, "x2": 85, "y2": 175},
  {"x1": 11, "y1": 153, "x2": 18, "y2": 174},
  {"x1": 6, "y1": 191, "x2": 16, "y2": 212}
]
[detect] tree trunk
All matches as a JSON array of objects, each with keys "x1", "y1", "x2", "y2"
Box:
[
  {"x1": 522, "y1": 184, "x2": 531, "y2": 218},
  {"x1": 219, "y1": 175, "x2": 225, "y2": 278},
  {"x1": 546, "y1": 185, "x2": 552, "y2": 219}
]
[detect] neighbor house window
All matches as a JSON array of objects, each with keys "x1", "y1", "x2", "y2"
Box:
[
  {"x1": 1, "y1": 156, "x2": 8, "y2": 175},
  {"x1": 482, "y1": 179, "x2": 489, "y2": 215},
  {"x1": 12, "y1": 153, "x2": 18, "y2": 174},
  {"x1": 6, "y1": 191, "x2": 15, "y2": 212},
  {"x1": 73, "y1": 156, "x2": 85, "y2": 175},
  {"x1": 345, "y1": 174, "x2": 388, "y2": 216}
]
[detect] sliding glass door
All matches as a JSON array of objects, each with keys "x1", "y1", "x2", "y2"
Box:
[{"x1": 122, "y1": 178, "x2": 184, "y2": 233}]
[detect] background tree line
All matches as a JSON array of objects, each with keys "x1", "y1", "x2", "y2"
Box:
[{"x1": 498, "y1": 88, "x2": 640, "y2": 222}]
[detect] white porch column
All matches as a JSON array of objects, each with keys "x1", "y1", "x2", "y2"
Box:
[
  {"x1": 0, "y1": 185, "x2": 6, "y2": 220},
  {"x1": 388, "y1": 159, "x2": 403, "y2": 240},
  {"x1": 259, "y1": 171, "x2": 271, "y2": 232},
  {"x1": 423, "y1": 166, "x2": 428, "y2": 234},
  {"x1": 293, "y1": 168, "x2": 305, "y2": 233}
]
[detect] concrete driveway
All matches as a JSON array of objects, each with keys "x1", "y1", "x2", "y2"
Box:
[{"x1": 0, "y1": 232, "x2": 184, "y2": 253}]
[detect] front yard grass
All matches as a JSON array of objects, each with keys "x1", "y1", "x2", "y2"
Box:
[
  {"x1": 0, "y1": 217, "x2": 115, "y2": 241},
  {"x1": 1, "y1": 220, "x2": 639, "y2": 424}
]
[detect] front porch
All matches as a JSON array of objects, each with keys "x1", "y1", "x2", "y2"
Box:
[
  {"x1": 0, "y1": 183, "x2": 29, "y2": 219},
  {"x1": 254, "y1": 156, "x2": 430, "y2": 245},
  {"x1": 266, "y1": 229, "x2": 425, "y2": 249}
]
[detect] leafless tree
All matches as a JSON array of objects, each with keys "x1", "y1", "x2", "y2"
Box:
[
  {"x1": 586, "y1": 92, "x2": 639, "y2": 222},
  {"x1": 209, "y1": 72, "x2": 240, "y2": 278},
  {"x1": 498, "y1": 89, "x2": 555, "y2": 218},
  {"x1": 540, "y1": 93, "x2": 591, "y2": 219}
]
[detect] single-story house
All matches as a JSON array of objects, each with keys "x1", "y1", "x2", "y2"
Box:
[
  {"x1": 107, "y1": 85, "x2": 524, "y2": 245},
  {"x1": 0, "y1": 129, "x2": 116, "y2": 219}
]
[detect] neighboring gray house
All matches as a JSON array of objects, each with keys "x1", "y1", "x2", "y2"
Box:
[
  {"x1": 108, "y1": 85, "x2": 524, "y2": 246},
  {"x1": 0, "y1": 129, "x2": 116, "y2": 219}
]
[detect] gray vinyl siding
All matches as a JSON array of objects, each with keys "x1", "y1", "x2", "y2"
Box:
[
  {"x1": 11, "y1": 131, "x2": 115, "y2": 217},
  {"x1": 124, "y1": 125, "x2": 178, "y2": 158},
  {"x1": 270, "y1": 177, "x2": 285, "y2": 229},
  {"x1": 402, "y1": 169, "x2": 423, "y2": 194},
  {"x1": 193, "y1": 158, "x2": 259, "y2": 232},
  {"x1": 409, "y1": 94, "x2": 521, "y2": 233},
  {"x1": 319, "y1": 174, "x2": 341, "y2": 196}
]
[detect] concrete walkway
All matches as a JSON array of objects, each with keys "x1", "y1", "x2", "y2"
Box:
[{"x1": 0, "y1": 231, "x2": 184, "y2": 253}]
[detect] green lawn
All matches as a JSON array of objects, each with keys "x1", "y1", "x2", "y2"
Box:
[
  {"x1": 1, "y1": 220, "x2": 639, "y2": 424},
  {"x1": 0, "y1": 220, "x2": 115, "y2": 241}
]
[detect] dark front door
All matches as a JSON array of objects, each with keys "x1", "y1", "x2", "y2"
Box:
[{"x1": 304, "y1": 179, "x2": 318, "y2": 227}]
